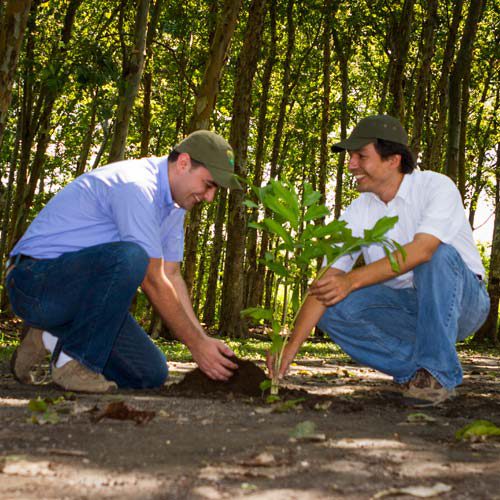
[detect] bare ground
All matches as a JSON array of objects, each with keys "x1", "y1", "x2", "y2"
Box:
[{"x1": 1, "y1": 349, "x2": 499, "y2": 500}]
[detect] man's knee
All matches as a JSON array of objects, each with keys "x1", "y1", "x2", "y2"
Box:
[
  {"x1": 142, "y1": 362, "x2": 168, "y2": 388},
  {"x1": 414, "y1": 243, "x2": 460, "y2": 280},
  {"x1": 108, "y1": 242, "x2": 149, "y2": 285}
]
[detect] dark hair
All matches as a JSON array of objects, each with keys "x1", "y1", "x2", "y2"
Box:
[
  {"x1": 374, "y1": 139, "x2": 415, "y2": 174},
  {"x1": 168, "y1": 150, "x2": 205, "y2": 169}
]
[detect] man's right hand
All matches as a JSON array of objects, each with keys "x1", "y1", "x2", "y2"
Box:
[{"x1": 189, "y1": 336, "x2": 238, "y2": 381}]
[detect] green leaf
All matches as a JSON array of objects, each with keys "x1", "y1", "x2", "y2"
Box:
[
  {"x1": 262, "y1": 218, "x2": 294, "y2": 250},
  {"x1": 243, "y1": 199, "x2": 259, "y2": 209},
  {"x1": 270, "y1": 179, "x2": 300, "y2": 222},
  {"x1": 364, "y1": 216, "x2": 398, "y2": 241},
  {"x1": 240, "y1": 307, "x2": 274, "y2": 321},
  {"x1": 266, "y1": 261, "x2": 289, "y2": 278},
  {"x1": 303, "y1": 183, "x2": 322, "y2": 207},
  {"x1": 247, "y1": 220, "x2": 264, "y2": 231},
  {"x1": 384, "y1": 246, "x2": 400, "y2": 273},
  {"x1": 28, "y1": 398, "x2": 48, "y2": 413},
  {"x1": 262, "y1": 193, "x2": 299, "y2": 228},
  {"x1": 259, "y1": 379, "x2": 272, "y2": 392},
  {"x1": 290, "y1": 420, "x2": 316, "y2": 438},
  {"x1": 304, "y1": 204, "x2": 330, "y2": 222},
  {"x1": 455, "y1": 420, "x2": 500, "y2": 441},
  {"x1": 291, "y1": 285, "x2": 300, "y2": 315},
  {"x1": 311, "y1": 219, "x2": 348, "y2": 239}
]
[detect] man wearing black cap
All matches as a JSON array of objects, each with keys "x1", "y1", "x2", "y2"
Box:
[
  {"x1": 269, "y1": 115, "x2": 489, "y2": 404},
  {"x1": 7, "y1": 130, "x2": 241, "y2": 392}
]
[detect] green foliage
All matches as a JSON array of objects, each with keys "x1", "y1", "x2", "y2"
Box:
[{"x1": 242, "y1": 180, "x2": 403, "y2": 394}]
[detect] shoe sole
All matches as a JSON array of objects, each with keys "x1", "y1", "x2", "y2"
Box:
[{"x1": 10, "y1": 325, "x2": 47, "y2": 384}]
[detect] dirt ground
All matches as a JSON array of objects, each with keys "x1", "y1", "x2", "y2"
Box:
[{"x1": 1, "y1": 348, "x2": 499, "y2": 500}]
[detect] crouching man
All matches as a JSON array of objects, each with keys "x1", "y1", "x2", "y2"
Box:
[
  {"x1": 7, "y1": 131, "x2": 241, "y2": 392},
  {"x1": 268, "y1": 115, "x2": 489, "y2": 405}
]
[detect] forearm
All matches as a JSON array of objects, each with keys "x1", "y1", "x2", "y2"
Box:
[
  {"x1": 347, "y1": 235, "x2": 439, "y2": 291},
  {"x1": 167, "y1": 271, "x2": 205, "y2": 334},
  {"x1": 142, "y1": 269, "x2": 204, "y2": 349},
  {"x1": 288, "y1": 295, "x2": 327, "y2": 353}
]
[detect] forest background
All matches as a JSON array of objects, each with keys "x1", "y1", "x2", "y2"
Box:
[{"x1": 0, "y1": 0, "x2": 498, "y2": 348}]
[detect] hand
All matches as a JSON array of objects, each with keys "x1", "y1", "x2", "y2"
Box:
[
  {"x1": 309, "y1": 270, "x2": 354, "y2": 306},
  {"x1": 266, "y1": 342, "x2": 299, "y2": 380},
  {"x1": 189, "y1": 337, "x2": 238, "y2": 381}
]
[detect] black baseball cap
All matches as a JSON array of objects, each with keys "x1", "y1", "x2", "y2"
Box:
[{"x1": 332, "y1": 115, "x2": 408, "y2": 152}]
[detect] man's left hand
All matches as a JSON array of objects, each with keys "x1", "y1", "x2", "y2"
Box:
[
  {"x1": 309, "y1": 269, "x2": 354, "y2": 306},
  {"x1": 189, "y1": 337, "x2": 238, "y2": 381}
]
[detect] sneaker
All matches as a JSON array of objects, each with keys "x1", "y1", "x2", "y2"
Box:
[
  {"x1": 10, "y1": 325, "x2": 49, "y2": 384},
  {"x1": 52, "y1": 360, "x2": 117, "y2": 393},
  {"x1": 404, "y1": 369, "x2": 455, "y2": 405}
]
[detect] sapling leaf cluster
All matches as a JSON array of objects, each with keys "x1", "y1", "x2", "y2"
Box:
[{"x1": 242, "y1": 179, "x2": 405, "y2": 395}]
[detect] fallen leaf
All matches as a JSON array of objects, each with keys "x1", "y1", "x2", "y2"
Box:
[
  {"x1": 272, "y1": 398, "x2": 305, "y2": 413},
  {"x1": 372, "y1": 482, "x2": 452, "y2": 498},
  {"x1": 1, "y1": 457, "x2": 55, "y2": 477},
  {"x1": 92, "y1": 401, "x2": 155, "y2": 425},
  {"x1": 290, "y1": 420, "x2": 316, "y2": 439},
  {"x1": 455, "y1": 420, "x2": 500, "y2": 441},
  {"x1": 313, "y1": 401, "x2": 332, "y2": 411},
  {"x1": 406, "y1": 412, "x2": 437, "y2": 424}
]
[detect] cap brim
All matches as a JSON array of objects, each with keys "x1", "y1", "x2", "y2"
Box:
[
  {"x1": 331, "y1": 137, "x2": 375, "y2": 152},
  {"x1": 210, "y1": 168, "x2": 243, "y2": 190}
]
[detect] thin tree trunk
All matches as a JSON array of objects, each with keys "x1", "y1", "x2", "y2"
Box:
[
  {"x1": 409, "y1": 0, "x2": 438, "y2": 158},
  {"x1": 473, "y1": 142, "x2": 500, "y2": 345},
  {"x1": 245, "y1": 0, "x2": 277, "y2": 309},
  {"x1": 318, "y1": 0, "x2": 332, "y2": 204},
  {"x1": 219, "y1": 0, "x2": 268, "y2": 337},
  {"x1": 331, "y1": 12, "x2": 348, "y2": 220},
  {"x1": 183, "y1": 0, "x2": 243, "y2": 296},
  {"x1": 202, "y1": 190, "x2": 227, "y2": 327},
  {"x1": 425, "y1": 0, "x2": 463, "y2": 171},
  {"x1": 0, "y1": 0, "x2": 32, "y2": 148},
  {"x1": 75, "y1": 88, "x2": 99, "y2": 177},
  {"x1": 446, "y1": 0, "x2": 485, "y2": 183},
  {"x1": 108, "y1": 0, "x2": 150, "y2": 163},
  {"x1": 386, "y1": 0, "x2": 415, "y2": 121}
]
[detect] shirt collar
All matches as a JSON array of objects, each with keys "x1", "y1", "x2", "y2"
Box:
[
  {"x1": 367, "y1": 172, "x2": 413, "y2": 205},
  {"x1": 154, "y1": 156, "x2": 174, "y2": 208}
]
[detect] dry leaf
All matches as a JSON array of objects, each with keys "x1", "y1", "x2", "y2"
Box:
[
  {"x1": 92, "y1": 401, "x2": 155, "y2": 424},
  {"x1": 372, "y1": 482, "x2": 452, "y2": 499}
]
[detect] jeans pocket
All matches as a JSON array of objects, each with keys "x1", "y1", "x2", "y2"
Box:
[{"x1": 6, "y1": 273, "x2": 44, "y2": 324}]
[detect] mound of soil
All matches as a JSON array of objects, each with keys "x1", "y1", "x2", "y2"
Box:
[{"x1": 167, "y1": 356, "x2": 268, "y2": 398}]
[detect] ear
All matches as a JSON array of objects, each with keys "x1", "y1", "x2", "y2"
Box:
[
  {"x1": 175, "y1": 152, "x2": 191, "y2": 174},
  {"x1": 389, "y1": 154, "x2": 402, "y2": 171}
]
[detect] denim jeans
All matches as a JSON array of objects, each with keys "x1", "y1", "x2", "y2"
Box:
[
  {"x1": 317, "y1": 244, "x2": 490, "y2": 389},
  {"x1": 6, "y1": 242, "x2": 168, "y2": 388}
]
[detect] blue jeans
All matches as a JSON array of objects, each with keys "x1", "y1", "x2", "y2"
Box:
[
  {"x1": 317, "y1": 244, "x2": 490, "y2": 389},
  {"x1": 6, "y1": 242, "x2": 168, "y2": 388}
]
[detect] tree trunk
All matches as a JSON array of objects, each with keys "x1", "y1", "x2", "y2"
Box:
[
  {"x1": 331, "y1": 11, "x2": 348, "y2": 220},
  {"x1": 446, "y1": 0, "x2": 485, "y2": 184},
  {"x1": 202, "y1": 190, "x2": 227, "y2": 327},
  {"x1": 75, "y1": 88, "x2": 99, "y2": 177},
  {"x1": 8, "y1": 0, "x2": 82, "y2": 249},
  {"x1": 183, "y1": 0, "x2": 243, "y2": 296},
  {"x1": 318, "y1": 0, "x2": 332, "y2": 204},
  {"x1": 219, "y1": 0, "x2": 268, "y2": 338},
  {"x1": 409, "y1": 0, "x2": 438, "y2": 158},
  {"x1": 0, "y1": 0, "x2": 32, "y2": 148},
  {"x1": 386, "y1": 0, "x2": 415, "y2": 121},
  {"x1": 140, "y1": 0, "x2": 164, "y2": 157},
  {"x1": 473, "y1": 142, "x2": 500, "y2": 345},
  {"x1": 108, "y1": 0, "x2": 150, "y2": 163},
  {"x1": 425, "y1": 0, "x2": 463, "y2": 171},
  {"x1": 245, "y1": 0, "x2": 277, "y2": 309}
]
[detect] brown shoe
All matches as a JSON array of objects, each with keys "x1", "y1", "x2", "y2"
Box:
[
  {"x1": 404, "y1": 369, "x2": 455, "y2": 405},
  {"x1": 10, "y1": 325, "x2": 49, "y2": 384},
  {"x1": 52, "y1": 360, "x2": 117, "y2": 393}
]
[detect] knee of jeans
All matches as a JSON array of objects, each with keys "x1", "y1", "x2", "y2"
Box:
[
  {"x1": 143, "y1": 361, "x2": 168, "y2": 388},
  {"x1": 414, "y1": 243, "x2": 459, "y2": 280},
  {"x1": 115, "y1": 242, "x2": 149, "y2": 284}
]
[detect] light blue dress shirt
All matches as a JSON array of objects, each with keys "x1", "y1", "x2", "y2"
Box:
[{"x1": 11, "y1": 157, "x2": 185, "y2": 262}]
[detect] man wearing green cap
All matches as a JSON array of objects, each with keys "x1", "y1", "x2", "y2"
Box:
[
  {"x1": 7, "y1": 130, "x2": 242, "y2": 392},
  {"x1": 268, "y1": 115, "x2": 489, "y2": 404}
]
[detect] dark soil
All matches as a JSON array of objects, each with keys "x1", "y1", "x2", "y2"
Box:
[{"x1": 165, "y1": 356, "x2": 268, "y2": 398}]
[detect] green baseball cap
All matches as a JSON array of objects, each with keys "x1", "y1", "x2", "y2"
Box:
[
  {"x1": 332, "y1": 115, "x2": 408, "y2": 152},
  {"x1": 174, "y1": 130, "x2": 242, "y2": 190}
]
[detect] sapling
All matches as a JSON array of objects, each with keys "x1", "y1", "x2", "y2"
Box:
[{"x1": 242, "y1": 180, "x2": 405, "y2": 396}]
